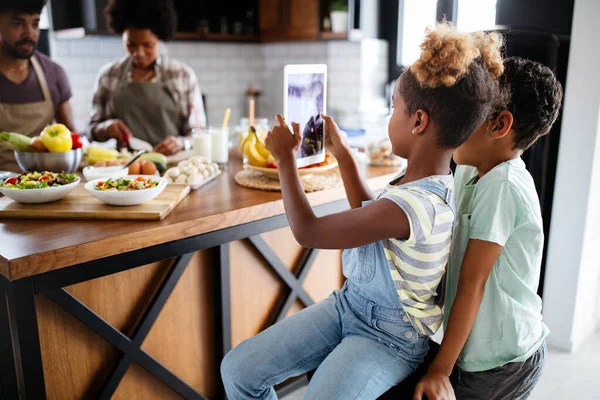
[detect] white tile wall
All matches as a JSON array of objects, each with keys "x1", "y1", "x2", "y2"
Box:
[{"x1": 51, "y1": 36, "x2": 388, "y2": 133}]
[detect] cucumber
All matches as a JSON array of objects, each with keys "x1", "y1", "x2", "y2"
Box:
[{"x1": 152, "y1": 161, "x2": 166, "y2": 174}]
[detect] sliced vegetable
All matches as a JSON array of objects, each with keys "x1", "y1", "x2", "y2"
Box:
[
  {"x1": 0, "y1": 171, "x2": 78, "y2": 189},
  {"x1": 94, "y1": 177, "x2": 158, "y2": 191}
]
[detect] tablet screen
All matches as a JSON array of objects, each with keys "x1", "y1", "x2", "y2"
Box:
[{"x1": 286, "y1": 69, "x2": 327, "y2": 167}]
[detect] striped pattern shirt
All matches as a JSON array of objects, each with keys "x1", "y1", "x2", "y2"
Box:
[
  {"x1": 89, "y1": 55, "x2": 206, "y2": 138},
  {"x1": 380, "y1": 173, "x2": 455, "y2": 336}
]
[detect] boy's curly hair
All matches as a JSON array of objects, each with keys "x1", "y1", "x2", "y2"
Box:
[
  {"x1": 0, "y1": 0, "x2": 47, "y2": 15},
  {"x1": 104, "y1": 0, "x2": 177, "y2": 41},
  {"x1": 400, "y1": 23, "x2": 504, "y2": 148},
  {"x1": 500, "y1": 57, "x2": 563, "y2": 150}
]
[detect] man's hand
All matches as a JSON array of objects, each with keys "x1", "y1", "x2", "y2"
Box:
[
  {"x1": 413, "y1": 371, "x2": 456, "y2": 400},
  {"x1": 153, "y1": 135, "x2": 184, "y2": 156},
  {"x1": 265, "y1": 114, "x2": 301, "y2": 164}
]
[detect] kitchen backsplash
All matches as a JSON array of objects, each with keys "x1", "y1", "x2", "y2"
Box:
[{"x1": 51, "y1": 37, "x2": 388, "y2": 134}]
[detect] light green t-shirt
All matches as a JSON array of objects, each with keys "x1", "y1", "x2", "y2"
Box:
[{"x1": 445, "y1": 158, "x2": 548, "y2": 372}]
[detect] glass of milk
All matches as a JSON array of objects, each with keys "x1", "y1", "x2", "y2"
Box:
[{"x1": 210, "y1": 126, "x2": 229, "y2": 164}]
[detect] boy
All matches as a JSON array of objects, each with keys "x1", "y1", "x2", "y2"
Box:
[{"x1": 414, "y1": 57, "x2": 563, "y2": 400}]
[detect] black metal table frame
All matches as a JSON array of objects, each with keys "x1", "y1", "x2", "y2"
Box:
[{"x1": 0, "y1": 199, "x2": 347, "y2": 400}]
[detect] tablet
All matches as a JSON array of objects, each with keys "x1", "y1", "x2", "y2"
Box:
[{"x1": 283, "y1": 64, "x2": 327, "y2": 168}]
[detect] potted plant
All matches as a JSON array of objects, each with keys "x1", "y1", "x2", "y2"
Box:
[{"x1": 330, "y1": 0, "x2": 349, "y2": 33}]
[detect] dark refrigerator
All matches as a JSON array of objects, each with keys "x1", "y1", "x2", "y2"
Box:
[{"x1": 496, "y1": 0, "x2": 574, "y2": 297}]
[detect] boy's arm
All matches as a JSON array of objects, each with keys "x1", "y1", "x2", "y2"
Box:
[
  {"x1": 414, "y1": 239, "x2": 503, "y2": 400},
  {"x1": 322, "y1": 114, "x2": 375, "y2": 208}
]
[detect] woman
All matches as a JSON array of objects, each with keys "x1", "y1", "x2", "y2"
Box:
[{"x1": 89, "y1": 0, "x2": 205, "y2": 155}]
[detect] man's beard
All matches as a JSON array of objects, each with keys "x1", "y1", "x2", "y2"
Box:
[{"x1": 1, "y1": 39, "x2": 36, "y2": 59}]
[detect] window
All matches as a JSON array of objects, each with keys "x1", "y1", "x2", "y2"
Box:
[
  {"x1": 456, "y1": 0, "x2": 498, "y2": 32},
  {"x1": 397, "y1": 0, "x2": 438, "y2": 66}
]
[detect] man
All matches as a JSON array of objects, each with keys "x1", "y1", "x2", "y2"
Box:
[{"x1": 0, "y1": 0, "x2": 75, "y2": 171}]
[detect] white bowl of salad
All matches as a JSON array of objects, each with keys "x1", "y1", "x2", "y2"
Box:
[
  {"x1": 0, "y1": 171, "x2": 80, "y2": 204},
  {"x1": 84, "y1": 175, "x2": 168, "y2": 206}
]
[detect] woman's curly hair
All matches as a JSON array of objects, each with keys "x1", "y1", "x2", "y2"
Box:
[
  {"x1": 104, "y1": 0, "x2": 177, "y2": 41},
  {"x1": 399, "y1": 23, "x2": 505, "y2": 148}
]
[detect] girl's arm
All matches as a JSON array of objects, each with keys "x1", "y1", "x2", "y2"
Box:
[
  {"x1": 266, "y1": 115, "x2": 410, "y2": 249},
  {"x1": 322, "y1": 114, "x2": 375, "y2": 209}
]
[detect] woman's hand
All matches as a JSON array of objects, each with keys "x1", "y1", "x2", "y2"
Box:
[
  {"x1": 153, "y1": 136, "x2": 184, "y2": 156},
  {"x1": 95, "y1": 119, "x2": 132, "y2": 142},
  {"x1": 413, "y1": 371, "x2": 456, "y2": 400},
  {"x1": 321, "y1": 113, "x2": 349, "y2": 157},
  {"x1": 265, "y1": 114, "x2": 302, "y2": 165}
]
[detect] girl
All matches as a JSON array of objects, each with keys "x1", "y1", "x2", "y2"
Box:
[{"x1": 221, "y1": 24, "x2": 504, "y2": 399}]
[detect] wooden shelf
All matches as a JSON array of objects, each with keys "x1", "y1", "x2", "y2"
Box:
[
  {"x1": 320, "y1": 31, "x2": 348, "y2": 40},
  {"x1": 174, "y1": 32, "x2": 260, "y2": 42}
]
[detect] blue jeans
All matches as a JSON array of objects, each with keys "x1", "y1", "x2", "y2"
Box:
[{"x1": 221, "y1": 285, "x2": 429, "y2": 399}]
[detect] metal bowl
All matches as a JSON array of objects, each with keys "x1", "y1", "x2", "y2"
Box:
[{"x1": 14, "y1": 149, "x2": 83, "y2": 173}]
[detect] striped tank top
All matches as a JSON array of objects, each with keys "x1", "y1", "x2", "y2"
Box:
[{"x1": 379, "y1": 172, "x2": 455, "y2": 336}]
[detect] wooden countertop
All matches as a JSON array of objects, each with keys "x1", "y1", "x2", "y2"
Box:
[{"x1": 0, "y1": 160, "x2": 398, "y2": 280}]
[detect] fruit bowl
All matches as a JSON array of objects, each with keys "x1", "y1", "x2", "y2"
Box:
[{"x1": 15, "y1": 149, "x2": 82, "y2": 173}]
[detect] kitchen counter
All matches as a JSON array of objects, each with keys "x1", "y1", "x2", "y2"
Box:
[{"x1": 0, "y1": 159, "x2": 398, "y2": 399}]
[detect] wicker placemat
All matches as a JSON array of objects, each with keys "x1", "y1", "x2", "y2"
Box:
[{"x1": 234, "y1": 169, "x2": 343, "y2": 192}]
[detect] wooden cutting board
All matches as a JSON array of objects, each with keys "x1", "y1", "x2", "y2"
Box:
[{"x1": 0, "y1": 184, "x2": 190, "y2": 221}]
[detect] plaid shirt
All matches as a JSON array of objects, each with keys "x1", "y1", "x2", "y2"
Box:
[{"x1": 89, "y1": 55, "x2": 206, "y2": 138}]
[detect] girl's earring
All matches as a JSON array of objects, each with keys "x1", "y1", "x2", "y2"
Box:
[{"x1": 412, "y1": 128, "x2": 417, "y2": 135}]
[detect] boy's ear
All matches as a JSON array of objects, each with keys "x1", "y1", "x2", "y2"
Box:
[
  {"x1": 489, "y1": 111, "x2": 514, "y2": 139},
  {"x1": 413, "y1": 109, "x2": 429, "y2": 135}
]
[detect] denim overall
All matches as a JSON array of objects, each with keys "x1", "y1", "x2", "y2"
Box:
[{"x1": 222, "y1": 177, "x2": 455, "y2": 400}]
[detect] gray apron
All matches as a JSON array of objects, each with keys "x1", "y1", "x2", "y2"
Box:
[
  {"x1": 111, "y1": 62, "x2": 180, "y2": 147},
  {"x1": 0, "y1": 56, "x2": 55, "y2": 172}
]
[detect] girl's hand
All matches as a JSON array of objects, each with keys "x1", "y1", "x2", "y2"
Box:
[
  {"x1": 322, "y1": 113, "x2": 348, "y2": 157},
  {"x1": 265, "y1": 114, "x2": 302, "y2": 164}
]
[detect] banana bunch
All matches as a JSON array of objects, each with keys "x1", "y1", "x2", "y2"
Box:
[{"x1": 241, "y1": 127, "x2": 276, "y2": 168}]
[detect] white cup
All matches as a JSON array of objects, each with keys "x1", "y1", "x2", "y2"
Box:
[
  {"x1": 210, "y1": 126, "x2": 229, "y2": 164},
  {"x1": 193, "y1": 134, "x2": 212, "y2": 160}
]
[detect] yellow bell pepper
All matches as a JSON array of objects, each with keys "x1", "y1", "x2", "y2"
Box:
[{"x1": 41, "y1": 124, "x2": 72, "y2": 152}]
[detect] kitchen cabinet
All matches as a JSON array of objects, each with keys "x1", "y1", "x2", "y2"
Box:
[
  {"x1": 259, "y1": 0, "x2": 320, "y2": 42},
  {"x1": 51, "y1": 0, "x2": 111, "y2": 38}
]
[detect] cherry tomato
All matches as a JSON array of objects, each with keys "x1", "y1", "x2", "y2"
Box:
[
  {"x1": 5, "y1": 177, "x2": 18, "y2": 185},
  {"x1": 38, "y1": 175, "x2": 50, "y2": 181},
  {"x1": 136, "y1": 176, "x2": 146, "y2": 182}
]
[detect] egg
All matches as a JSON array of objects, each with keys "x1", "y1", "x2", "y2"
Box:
[
  {"x1": 195, "y1": 164, "x2": 207, "y2": 173},
  {"x1": 140, "y1": 160, "x2": 157, "y2": 175},
  {"x1": 182, "y1": 165, "x2": 198, "y2": 176},
  {"x1": 191, "y1": 159, "x2": 206, "y2": 169},
  {"x1": 177, "y1": 160, "x2": 191, "y2": 169},
  {"x1": 190, "y1": 156, "x2": 210, "y2": 164},
  {"x1": 165, "y1": 176, "x2": 174, "y2": 183},
  {"x1": 128, "y1": 161, "x2": 141, "y2": 175},
  {"x1": 175, "y1": 174, "x2": 188, "y2": 184},
  {"x1": 187, "y1": 174, "x2": 204, "y2": 186},
  {"x1": 165, "y1": 167, "x2": 180, "y2": 179},
  {"x1": 201, "y1": 169, "x2": 211, "y2": 179}
]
